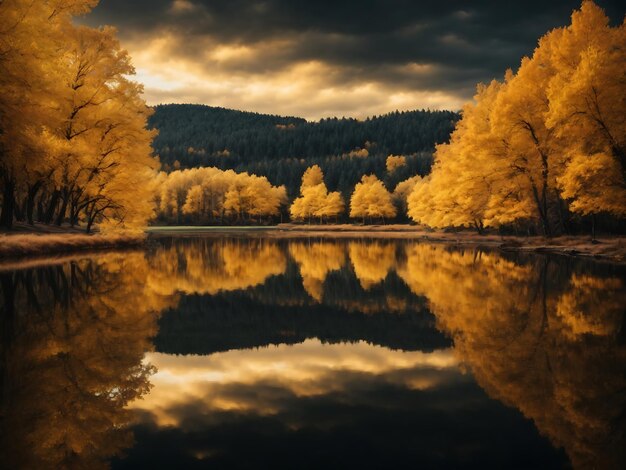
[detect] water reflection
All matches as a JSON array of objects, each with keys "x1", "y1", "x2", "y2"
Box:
[
  {"x1": 0, "y1": 254, "x2": 175, "y2": 468},
  {"x1": 0, "y1": 237, "x2": 624, "y2": 468}
]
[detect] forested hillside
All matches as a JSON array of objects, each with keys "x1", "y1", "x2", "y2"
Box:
[{"x1": 149, "y1": 105, "x2": 459, "y2": 196}]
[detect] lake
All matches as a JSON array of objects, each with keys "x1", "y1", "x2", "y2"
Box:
[{"x1": 0, "y1": 235, "x2": 624, "y2": 469}]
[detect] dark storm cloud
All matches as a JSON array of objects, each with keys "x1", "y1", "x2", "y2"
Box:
[{"x1": 83, "y1": 0, "x2": 625, "y2": 117}]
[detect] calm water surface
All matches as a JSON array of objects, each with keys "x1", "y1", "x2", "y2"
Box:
[{"x1": 0, "y1": 236, "x2": 624, "y2": 469}]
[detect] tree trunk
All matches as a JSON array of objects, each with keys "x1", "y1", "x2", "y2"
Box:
[
  {"x1": 43, "y1": 190, "x2": 60, "y2": 224},
  {"x1": 55, "y1": 189, "x2": 69, "y2": 226},
  {"x1": 531, "y1": 182, "x2": 551, "y2": 237},
  {"x1": 591, "y1": 214, "x2": 596, "y2": 241},
  {"x1": 0, "y1": 176, "x2": 16, "y2": 230},
  {"x1": 14, "y1": 195, "x2": 25, "y2": 222},
  {"x1": 555, "y1": 190, "x2": 570, "y2": 235},
  {"x1": 474, "y1": 220, "x2": 484, "y2": 235},
  {"x1": 26, "y1": 181, "x2": 43, "y2": 225},
  {"x1": 86, "y1": 216, "x2": 94, "y2": 234}
]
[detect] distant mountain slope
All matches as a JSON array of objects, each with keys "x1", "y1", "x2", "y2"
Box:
[{"x1": 148, "y1": 104, "x2": 459, "y2": 196}]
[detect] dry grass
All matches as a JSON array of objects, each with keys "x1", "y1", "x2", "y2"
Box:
[{"x1": 0, "y1": 232, "x2": 145, "y2": 260}]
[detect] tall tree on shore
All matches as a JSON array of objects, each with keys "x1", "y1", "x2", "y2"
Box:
[
  {"x1": 0, "y1": 0, "x2": 95, "y2": 228},
  {"x1": 0, "y1": 0, "x2": 159, "y2": 231},
  {"x1": 546, "y1": 1, "x2": 626, "y2": 218},
  {"x1": 407, "y1": 1, "x2": 625, "y2": 234}
]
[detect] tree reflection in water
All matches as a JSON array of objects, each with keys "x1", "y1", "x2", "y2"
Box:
[
  {"x1": 0, "y1": 238, "x2": 623, "y2": 468},
  {"x1": 398, "y1": 244, "x2": 626, "y2": 469},
  {"x1": 0, "y1": 253, "x2": 176, "y2": 468}
]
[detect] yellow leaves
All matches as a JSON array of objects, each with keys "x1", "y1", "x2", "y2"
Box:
[
  {"x1": 0, "y1": 0, "x2": 160, "y2": 231},
  {"x1": 557, "y1": 153, "x2": 626, "y2": 217},
  {"x1": 300, "y1": 165, "x2": 324, "y2": 189},
  {"x1": 350, "y1": 174, "x2": 396, "y2": 220},
  {"x1": 160, "y1": 167, "x2": 286, "y2": 221},
  {"x1": 407, "y1": 2, "x2": 625, "y2": 229},
  {"x1": 290, "y1": 166, "x2": 345, "y2": 221},
  {"x1": 386, "y1": 155, "x2": 407, "y2": 173}
]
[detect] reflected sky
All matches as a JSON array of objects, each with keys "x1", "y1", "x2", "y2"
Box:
[
  {"x1": 1, "y1": 237, "x2": 624, "y2": 469},
  {"x1": 120, "y1": 342, "x2": 564, "y2": 469}
]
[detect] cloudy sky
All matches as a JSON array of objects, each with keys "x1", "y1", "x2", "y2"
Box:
[{"x1": 84, "y1": 0, "x2": 624, "y2": 120}]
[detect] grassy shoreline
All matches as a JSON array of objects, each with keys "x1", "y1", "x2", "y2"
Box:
[
  {"x1": 0, "y1": 232, "x2": 145, "y2": 261},
  {"x1": 149, "y1": 224, "x2": 626, "y2": 263},
  {"x1": 1, "y1": 224, "x2": 624, "y2": 264}
]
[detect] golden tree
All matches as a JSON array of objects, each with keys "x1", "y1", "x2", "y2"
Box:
[
  {"x1": 408, "y1": 81, "x2": 501, "y2": 232},
  {"x1": 0, "y1": 0, "x2": 96, "y2": 228},
  {"x1": 408, "y1": 1, "x2": 625, "y2": 234},
  {"x1": 386, "y1": 155, "x2": 407, "y2": 173},
  {"x1": 0, "y1": 0, "x2": 159, "y2": 231},
  {"x1": 546, "y1": 1, "x2": 626, "y2": 218},
  {"x1": 350, "y1": 175, "x2": 396, "y2": 223},
  {"x1": 290, "y1": 165, "x2": 344, "y2": 223}
]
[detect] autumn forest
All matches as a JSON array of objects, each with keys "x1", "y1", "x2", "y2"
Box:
[{"x1": 0, "y1": 1, "x2": 624, "y2": 235}]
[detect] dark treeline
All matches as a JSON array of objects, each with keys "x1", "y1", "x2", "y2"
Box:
[{"x1": 149, "y1": 104, "x2": 458, "y2": 196}]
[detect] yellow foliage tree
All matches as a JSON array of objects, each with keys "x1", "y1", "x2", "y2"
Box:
[
  {"x1": 350, "y1": 175, "x2": 396, "y2": 223},
  {"x1": 386, "y1": 155, "x2": 407, "y2": 173},
  {"x1": 0, "y1": 0, "x2": 159, "y2": 231},
  {"x1": 408, "y1": 81, "x2": 501, "y2": 232},
  {"x1": 159, "y1": 167, "x2": 286, "y2": 224},
  {"x1": 408, "y1": 1, "x2": 625, "y2": 234},
  {"x1": 545, "y1": 1, "x2": 626, "y2": 217},
  {"x1": 290, "y1": 165, "x2": 344, "y2": 222}
]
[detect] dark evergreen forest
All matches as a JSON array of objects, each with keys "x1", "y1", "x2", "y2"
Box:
[{"x1": 149, "y1": 104, "x2": 459, "y2": 196}]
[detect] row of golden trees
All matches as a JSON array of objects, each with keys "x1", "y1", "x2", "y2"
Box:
[
  {"x1": 289, "y1": 164, "x2": 400, "y2": 223},
  {"x1": 0, "y1": 0, "x2": 159, "y2": 231},
  {"x1": 156, "y1": 167, "x2": 287, "y2": 224},
  {"x1": 407, "y1": 2, "x2": 625, "y2": 235},
  {"x1": 155, "y1": 161, "x2": 406, "y2": 225}
]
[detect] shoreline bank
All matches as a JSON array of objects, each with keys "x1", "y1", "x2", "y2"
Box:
[
  {"x1": 148, "y1": 224, "x2": 626, "y2": 263},
  {"x1": 0, "y1": 232, "x2": 145, "y2": 261},
  {"x1": 1, "y1": 224, "x2": 624, "y2": 264}
]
